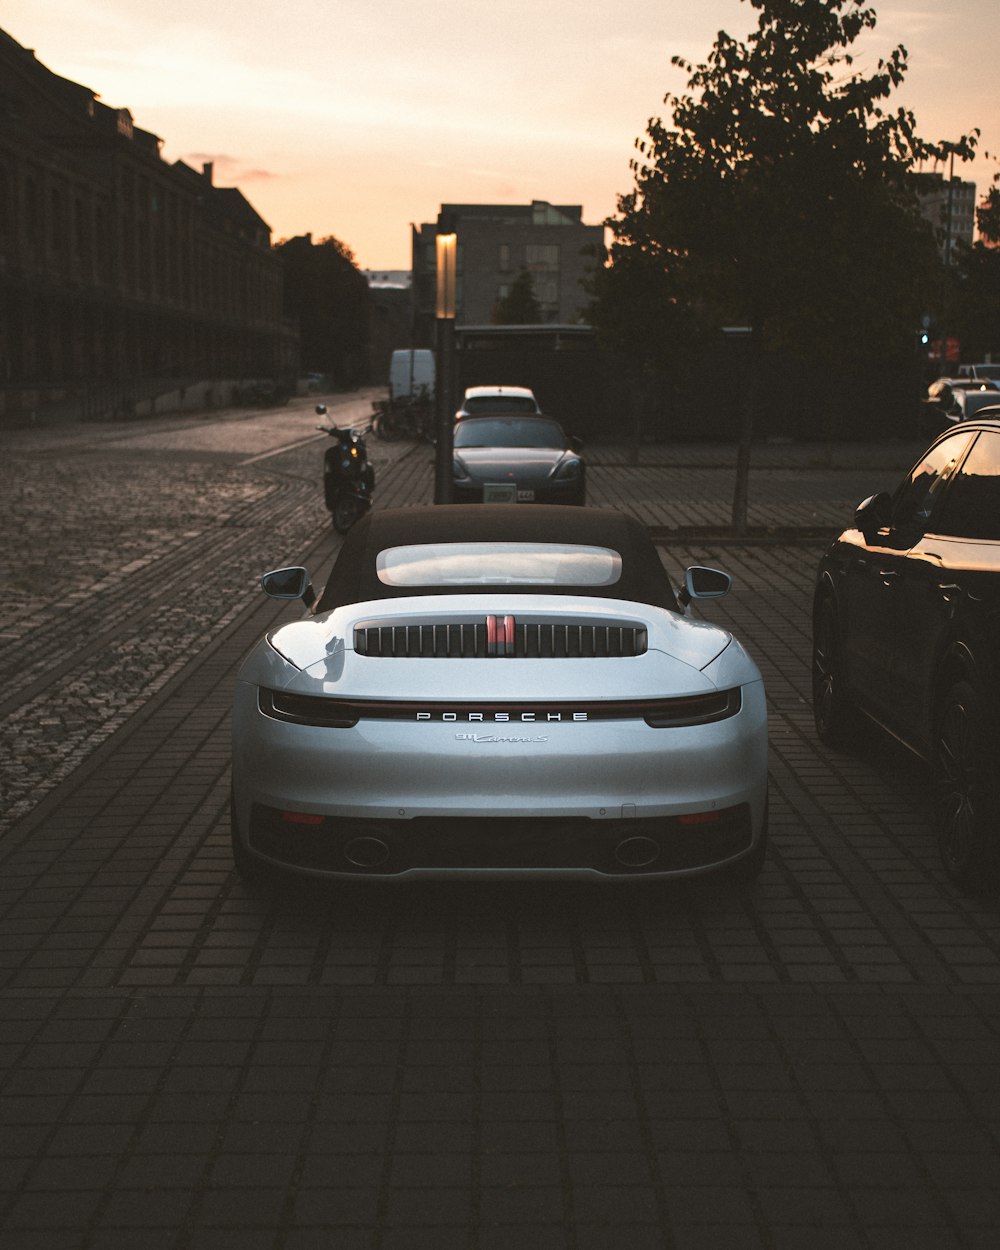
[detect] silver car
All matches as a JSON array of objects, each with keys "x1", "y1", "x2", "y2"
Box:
[{"x1": 231, "y1": 506, "x2": 768, "y2": 882}]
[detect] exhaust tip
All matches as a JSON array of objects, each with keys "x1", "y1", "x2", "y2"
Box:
[
  {"x1": 614, "y1": 836, "x2": 661, "y2": 869},
  {"x1": 344, "y1": 836, "x2": 390, "y2": 868}
]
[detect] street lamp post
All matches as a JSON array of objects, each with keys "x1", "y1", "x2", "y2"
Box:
[
  {"x1": 434, "y1": 232, "x2": 457, "y2": 504},
  {"x1": 937, "y1": 144, "x2": 958, "y2": 377}
]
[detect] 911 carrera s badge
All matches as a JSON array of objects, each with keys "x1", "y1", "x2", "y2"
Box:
[{"x1": 455, "y1": 733, "x2": 549, "y2": 744}]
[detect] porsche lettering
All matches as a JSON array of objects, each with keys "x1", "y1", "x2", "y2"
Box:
[{"x1": 415, "y1": 711, "x2": 589, "y2": 722}]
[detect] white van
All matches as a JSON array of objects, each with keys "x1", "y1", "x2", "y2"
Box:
[{"x1": 389, "y1": 350, "x2": 435, "y2": 403}]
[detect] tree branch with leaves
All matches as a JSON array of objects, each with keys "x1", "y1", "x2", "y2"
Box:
[{"x1": 592, "y1": 0, "x2": 978, "y2": 529}]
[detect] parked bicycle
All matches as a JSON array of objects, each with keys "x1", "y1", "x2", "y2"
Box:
[{"x1": 371, "y1": 395, "x2": 435, "y2": 443}]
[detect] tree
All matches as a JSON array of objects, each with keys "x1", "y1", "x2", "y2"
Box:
[
  {"x1": 275, "y1": 234, "x2": 370, "y2": 388},
  {"x1": 491, "y1": 269, "x2": 542, "y2": 324},
  {"x1": 947, "y1": 178, "x2": 1000, "y2": 362},
  {"x1": 595, "y1": 0, "x2": 977, "y2": 529},
  {"x1": 976, "y1": 178, "x2": 1000, "y2": 245}
]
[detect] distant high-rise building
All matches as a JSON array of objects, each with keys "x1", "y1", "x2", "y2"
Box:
[
  {"x1": 915, "y1": 172, "x2": 977, "y2": 264},
  {"x1": 411, "y1": 201, "x2": 604, "y2": 346}
]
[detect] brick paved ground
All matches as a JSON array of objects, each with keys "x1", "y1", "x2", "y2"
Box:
[{"x1": 1, "y1": 403, "x2": 998, "y2": 1248}]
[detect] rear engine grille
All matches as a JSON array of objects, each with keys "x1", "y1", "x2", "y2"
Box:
[{"x1": 354, "y1": 619, "x2": 647, "y2": 658}]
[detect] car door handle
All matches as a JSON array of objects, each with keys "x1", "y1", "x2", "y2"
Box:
[{"x1": 878, "y1": 569, "x2": 900, "y2": 584}]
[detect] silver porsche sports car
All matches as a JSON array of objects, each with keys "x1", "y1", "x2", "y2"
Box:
[{"x1": 231, "y1": 506, "x2": 768, "y2": 882}]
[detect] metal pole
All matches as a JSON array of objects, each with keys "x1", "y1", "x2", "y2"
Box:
[
  {"x1": 939, "y1": 149, "x2": 956, "y2": 377},
  {"x1": 434, "y1": 319, "x2": 452, "y2": 503},
  {"x1": 433, "y1": 232, "x2": 457, "y2": 504}
]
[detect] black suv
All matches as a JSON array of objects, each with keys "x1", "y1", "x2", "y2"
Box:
[{"x1": 812, "y1": 417, "x2": 1000, "y2": 890}]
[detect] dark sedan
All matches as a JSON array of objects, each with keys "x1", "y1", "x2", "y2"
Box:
[
  {"x1": 451, "y1": 415, "x2": 585, "y2": 505},
  {"x1": 812, "y1": 418, "x2": 1000, "y2": 891},
  {"x1": 920, "y1": 379, "x2": 1000, "y2": 435}
]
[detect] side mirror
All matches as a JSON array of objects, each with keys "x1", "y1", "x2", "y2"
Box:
[
  {"x1": 678, "y1": 565, "x2": 732, "y2": 608},
  {"x1": 569, "y1": 435, "x2": 584, "y2": 453},
  {"x1": 261, "y1": 566, "x2": 316, "y2": 608},
  {"x1": 854, "y1": 492, "x2": 891, "y2": 541},
  {"x1": 315, "y1": 404, "x2": 327, "y2": 416}
]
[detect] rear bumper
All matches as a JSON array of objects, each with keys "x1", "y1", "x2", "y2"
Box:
[
  {"x1": 231, "y1": 678, "x2": 767, "y2": 880},
  {"x1": 243, "y1": 804, "x2": 755, "y2": 880}
]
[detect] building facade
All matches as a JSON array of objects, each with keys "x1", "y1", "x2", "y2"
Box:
[
  {"x1": 0, "y1": 28, "x2": 295, "y2": 424},
  {"x1": 411, "y1": 201, "x2": 604, "y2": 346},
  {"x1": 915, "y1": 172, "x2": 977, "y2": 264}
]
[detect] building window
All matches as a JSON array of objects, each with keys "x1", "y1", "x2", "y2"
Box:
[
  {"x1": 51, "y1": 187, "x2": 65, "y2": 254},
  {"x1": 526, "y1": 243, "x2": 559, "y2": 272},
  {"x1": 0, "y1": 165, "x2": 9, "y2": 252},
  {"x1": 498, "y1": 244, "x2": 510, "y2": 272},
  {"x1": 25, "y1": 177, "x2": 40, "y2": 250},
  {"x1": 75, "y1": 197, "x2": 89, "y2": 264}
]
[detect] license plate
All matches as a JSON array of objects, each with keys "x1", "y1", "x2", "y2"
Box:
[
  {"x1": 516, "y1": 489, "x2": 535, "y2": 501},
  {"x1": 484, "y1": 483, "x2": 517, "y2": 503}
]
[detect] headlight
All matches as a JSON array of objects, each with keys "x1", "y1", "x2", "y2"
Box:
[
  {"x1": 453, "y1": 458, "x2": 470, "y2": 481},
  {"x1": 554, "y1": 457, "x2": 581, "y2": 481}
]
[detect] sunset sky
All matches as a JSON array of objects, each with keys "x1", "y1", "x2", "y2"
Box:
[{"x1": 6, "y1": 0, "x2": 998, "y2": 268}]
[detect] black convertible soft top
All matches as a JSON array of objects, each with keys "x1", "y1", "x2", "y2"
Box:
[{"x1": 315, "y1": 505, "x2": 678, "y2": 612}]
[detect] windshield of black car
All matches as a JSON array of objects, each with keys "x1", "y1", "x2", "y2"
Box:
[
  {"x1": 453, "y1": 418, "x2": 566, "y2": 449},
  {"x1": 463, "y1": 396, "x2": 538, "y2": 414},
  {"x1": 377, "y1": 542, "x2": 622, "y2": 586}
]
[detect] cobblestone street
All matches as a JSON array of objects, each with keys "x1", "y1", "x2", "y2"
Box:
[{"x1": 1, "y1": 398, "x2": 998, "y2": 1248}]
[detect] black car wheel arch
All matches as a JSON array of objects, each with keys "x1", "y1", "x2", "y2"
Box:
[
  {"x1": 934, "y1": 677, "x2": 1000, "y2": 890},
  {"x1": 812, "y1": 594, "x2": 860, "y2": 750}
]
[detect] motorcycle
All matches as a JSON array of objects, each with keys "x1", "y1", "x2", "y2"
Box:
[{"x1": 317, "y1": 404, "x2": 375, "y2": 532}]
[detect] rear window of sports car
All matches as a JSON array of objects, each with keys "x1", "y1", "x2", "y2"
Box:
[{"x1": 376, "y1": 542, "x2": 622, "y2": 587}]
